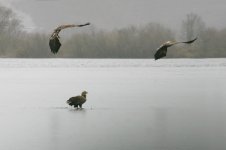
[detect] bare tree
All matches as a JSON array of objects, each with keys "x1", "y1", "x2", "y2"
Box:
[
  {"x1": 181, "y1": 13, "x2": 205, "y2": 40},
  {"x1": 0, "y1": 5, "x2": 22, "y2": 35}
]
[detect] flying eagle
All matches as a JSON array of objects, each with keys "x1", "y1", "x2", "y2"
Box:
[
  {"x1": 154, "y1": 37, "x2": 197, "y2": 60},
  {"x1": 67, "y1": 91, "x2": 88, "y2": 109},
  {"x1": 49, "y1": 23, "x2": 90, "y2": 54}
]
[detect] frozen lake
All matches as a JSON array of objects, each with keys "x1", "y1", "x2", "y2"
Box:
[{"x1": 0, "y1": 58, "x2": 225, "y2": 150}]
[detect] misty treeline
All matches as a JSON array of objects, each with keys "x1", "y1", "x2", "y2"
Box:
[{"x1": 0, "y1": 5, "x2": 225, "y2": 58}]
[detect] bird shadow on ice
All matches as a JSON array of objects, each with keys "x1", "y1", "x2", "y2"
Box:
[
  {"x1": 67, "y1": 107, "x2": 87, "y2": 112},
  {"x1": 8, "y1": 106, "x2": 112, "y2": 111},
  {"x1": 66, "y1": 106, "x2": 111, "y2": 112}
]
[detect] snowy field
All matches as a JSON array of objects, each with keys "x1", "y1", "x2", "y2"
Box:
[{"x1": 0, "y1": 58, "x2": 225, "y2": 150}]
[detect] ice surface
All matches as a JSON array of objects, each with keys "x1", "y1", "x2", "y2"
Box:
[{"x1": 0, "y1": 58, "x2": 225, "y2": 150}]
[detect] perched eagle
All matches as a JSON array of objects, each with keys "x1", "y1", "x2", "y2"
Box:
[
  {"x1": 49, "y1": 23, "x2": 90, "y2": 54},
  {"x1": 67, "y1": 91, "x2": 88, "y2": 109},
  {"x1": 154, "y1": 37, "x2": 198, "y2": 60}
]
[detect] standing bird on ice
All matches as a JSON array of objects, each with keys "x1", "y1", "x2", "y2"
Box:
[
  {"x1": 67, "y1": 91, "x2": 88, "y2": 109},
  {"x1": 49, "y1": 23, "x2": 90, "y2": 54},
  {"x1": 154, "y1": 37, "x2": 197, "y2": 60}
]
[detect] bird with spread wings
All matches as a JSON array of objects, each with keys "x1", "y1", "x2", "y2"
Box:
[
  {"x1": 154, "y1": 37, "x2": 198, "y2": 60},
  {"x1": 49, "y1": 23, "x2": 90, "y2": 54}
]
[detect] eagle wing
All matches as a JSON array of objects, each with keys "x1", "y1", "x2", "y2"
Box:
[
  {"x1": 154, "y1": 37, "x2": 197, "y2": 60},
  {"x1": 181, "y1": 37, "x2": 198, "y2": 44},
  {"x1": 49, "y1": 37, "x2": 62, "y2": 54},
  {"x1": 154, "y1": 45, "x2": 168, "y2": 60},
  {"x1": 67, "y1": 96, "x2": 86, "y2": 106},
  {"x1": 49, "y1": 23, "x2": 90, "y2": 54}
]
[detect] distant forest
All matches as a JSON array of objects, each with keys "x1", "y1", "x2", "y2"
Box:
[{"x1": 0, "y1": 5, "x2": 226, "y2": 58}]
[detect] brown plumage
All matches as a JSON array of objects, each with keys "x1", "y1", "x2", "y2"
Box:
[
  {"x1": 67, "y1": 91, "x2": 88, "y2": 108},
  {"x1": 49, "y1": 23, "x2": 90, "y2": 54},
  {"x1": 154, "y1": 37, "x2": 198, "y2": 60}
]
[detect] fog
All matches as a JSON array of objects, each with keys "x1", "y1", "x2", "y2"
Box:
[
  {"x1": 0, "y1": 1, "x2": 225, "y2": 149},
  {"x1": 0, "y1": 2, "x2": 226, "y2": 58},
  {"x1": 0, "y1": 0, "x2": 226, "y2": 32}
]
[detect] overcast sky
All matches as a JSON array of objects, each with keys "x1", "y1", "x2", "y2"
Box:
[{"x1": 0, "y1": 0, "x2": 225, "y2": 32}]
